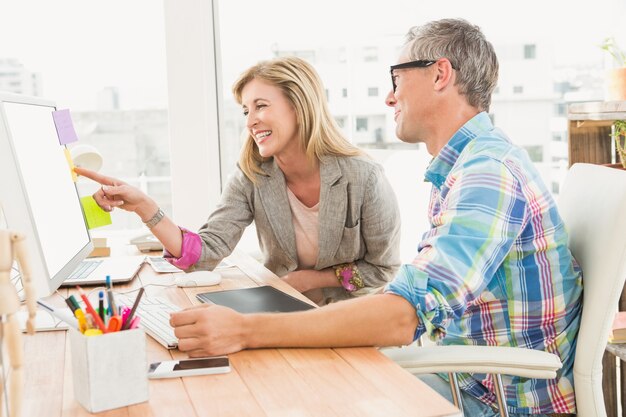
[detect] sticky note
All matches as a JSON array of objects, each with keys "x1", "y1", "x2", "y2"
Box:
[
  {"x1": 52, "y1": 109, "x2": 79, "y2": 145},
  {"x1": 64, "y1": 148, "x2": 78, "y2": 182},
  {"x1": 80, "y1": 196, "x2": 112, "y2": 229}
]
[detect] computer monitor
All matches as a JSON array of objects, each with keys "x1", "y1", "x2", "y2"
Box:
[{"x1": 0, "y1": 93, "x2": 93, "y2": 297}]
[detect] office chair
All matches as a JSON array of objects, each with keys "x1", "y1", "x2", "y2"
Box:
[{"x1": 384, "y1": 163, "x2": 626, "y2": 417}]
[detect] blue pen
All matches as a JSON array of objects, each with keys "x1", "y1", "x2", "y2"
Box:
[
  {"x1": 105, "y1": 275, "x2": 118, "y2": 318},
  {"x1": 98, "y1": 291, "x2": 105, "y2": 322}
]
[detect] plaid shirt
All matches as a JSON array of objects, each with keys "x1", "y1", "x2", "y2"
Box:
[{"x1": 386, "y1": 112, "x2": 582, "y2": 415}]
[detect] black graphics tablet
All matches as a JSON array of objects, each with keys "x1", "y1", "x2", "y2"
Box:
[{"x1": 196, "y1": 286, "x2": 315, "y2": 313}]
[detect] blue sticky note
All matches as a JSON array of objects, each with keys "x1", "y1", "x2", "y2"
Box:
[{"x1": 52, "y1": 109, "x2": 78, "y2": 145}]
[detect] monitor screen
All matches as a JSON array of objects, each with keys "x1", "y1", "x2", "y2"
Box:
[{"x1": 0, "y1": 94, "x2": 92, "y2": 297}]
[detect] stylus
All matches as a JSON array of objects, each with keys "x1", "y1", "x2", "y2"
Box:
[{"x1": 121, "y1": 287, "x2": 145, "y2": 330}]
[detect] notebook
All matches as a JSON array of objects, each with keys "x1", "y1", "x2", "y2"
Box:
[
  {"x1": 196, "y1": 286, "x2": 315, "y2": 313},
  {"x1": 61, "y1": 255, "x2": 146, "y2": 286}
]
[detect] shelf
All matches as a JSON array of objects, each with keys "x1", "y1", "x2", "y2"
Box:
[
  {"x1": 568, "y1": 101, "x2": 626, "y2": 120},
  {"x1": 567, "y1": 101, "x2": 625, "y2": 166}
]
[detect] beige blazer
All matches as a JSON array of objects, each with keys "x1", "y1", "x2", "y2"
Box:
[{"x1": 194, "y1": 155, "x2": 401, "y2": 301}]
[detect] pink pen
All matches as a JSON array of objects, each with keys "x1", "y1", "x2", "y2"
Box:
[
  {"x1": 120, "y1": 306, "x2": 131, "y2": 329},
  {"x1": 128, "y1": 316, "x2": 140, "y2": 329},
  {"x1": 121, "y1": 288, "x2": 145, "y2": 330}
]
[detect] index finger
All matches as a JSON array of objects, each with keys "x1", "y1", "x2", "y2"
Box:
[{"x1": 74, "y1": 167, "x2": 120, "y2": 186}]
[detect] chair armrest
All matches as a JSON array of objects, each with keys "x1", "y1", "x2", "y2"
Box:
[{"x1": 383, "y1": 345, "x2": 562, "y2": 379}]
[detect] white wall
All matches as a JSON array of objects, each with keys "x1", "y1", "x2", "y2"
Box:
[{"x1": 163, "y1": 0, "x2": 223, "y2": 229}]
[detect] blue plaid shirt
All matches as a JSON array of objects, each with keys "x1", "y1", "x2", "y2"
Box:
[{"x1": 386, "y1": 112, "x2": 582, "y2": 415}]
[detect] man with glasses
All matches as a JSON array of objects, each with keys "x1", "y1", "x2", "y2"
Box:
[{"x1": 171, "y1": 18, "x2": 582, "y2": 417}]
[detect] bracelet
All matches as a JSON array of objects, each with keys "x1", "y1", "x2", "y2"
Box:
[
  {"x1": 334, "y1": 263, "x2": 364, "y2": 293},
  {"x1": 144, "y1": 208, "x2": 165, "y2": 229}
]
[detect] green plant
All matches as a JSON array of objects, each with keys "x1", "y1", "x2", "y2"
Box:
[
  {"x1": 611, "y1": 120, "x2": 626, "y2": 168},
  {"x1": 601, "y1": 37, "x2": 626, "y2": 67}
]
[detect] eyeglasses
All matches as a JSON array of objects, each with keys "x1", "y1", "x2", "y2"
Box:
[{"x1": 389, "y1": 59, "x2": 437, "y2": 92}]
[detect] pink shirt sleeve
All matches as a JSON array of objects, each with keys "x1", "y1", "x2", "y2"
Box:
[{"x1": 162, "y1": 227, "x2": 202, "y2": 270}]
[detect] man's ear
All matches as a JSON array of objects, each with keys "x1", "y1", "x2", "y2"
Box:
[{"x1": 433, "y1": 59, "x2": 454, "y2": 91}]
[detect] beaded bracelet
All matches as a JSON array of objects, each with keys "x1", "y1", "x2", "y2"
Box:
[{"x1": 334, "y1": 263, "x2": 364, "y2": 292}]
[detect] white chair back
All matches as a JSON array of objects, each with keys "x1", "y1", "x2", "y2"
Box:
[{"x1": 559, "y1": 163, "x2": 626, "y2": 417}]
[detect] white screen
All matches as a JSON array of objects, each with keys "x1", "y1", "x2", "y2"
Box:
[{"x1": 4, "y1": 102, "x2": 90, "y2": 279}]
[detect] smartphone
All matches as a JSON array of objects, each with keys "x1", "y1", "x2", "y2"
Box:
[{"x1": 147, "y1": 357, "x2": 230, "y2": 379}]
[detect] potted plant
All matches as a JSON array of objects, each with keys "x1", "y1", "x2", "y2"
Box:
[
  {"x1": 609, "y1": 120, "x2": 626, "y2": 169},
  {"x1": 601, "y1": 37, "x2": 626, "y2": 101}
]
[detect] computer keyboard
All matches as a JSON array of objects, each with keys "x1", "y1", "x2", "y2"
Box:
[
  {"x1": 67, "y1": 260, "x2": 102, "y2": 281},
  {"x1": 117, "y1": 293, "x2": 180, "y2": 349}
]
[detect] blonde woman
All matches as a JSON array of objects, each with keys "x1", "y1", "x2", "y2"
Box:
[{"x1": 77, "y1": 56, "x2": 401, "y2": 304}]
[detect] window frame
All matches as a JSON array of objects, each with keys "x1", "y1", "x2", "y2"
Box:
[{"x1": 163, "y1": 0, "x2": 223, "y2": 229}]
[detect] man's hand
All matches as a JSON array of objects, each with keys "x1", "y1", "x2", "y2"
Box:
[{"x1": 170, "y1": 304, "x2": 249, "y2": 357}]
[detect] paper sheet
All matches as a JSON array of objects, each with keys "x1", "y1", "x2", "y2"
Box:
[
  {"x1": 80, "y1": 195, "x2": 112, "y2": 229},
  {"x1": 64, "y1": 147, "x2": 78, "y2": 182},
  {"x1": 52, "y1": 109, "x2": 79, "y2": 145}
]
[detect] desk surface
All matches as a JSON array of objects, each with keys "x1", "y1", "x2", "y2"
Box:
[{"x1": 21, "y1": 247, "x2": 459, "y2": 417}]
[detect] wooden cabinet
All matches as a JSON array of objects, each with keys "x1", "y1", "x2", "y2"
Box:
[
  {"x1": 568, "y1": 100, "x2": 626, "y2": 417},
  {"x1": 568, "y1": 101, "x2": 626, "y2": 166}
]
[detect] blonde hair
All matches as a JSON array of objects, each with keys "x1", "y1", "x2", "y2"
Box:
[{"x1": 232, "y1": 56, "x2": 362, "y2": 182}]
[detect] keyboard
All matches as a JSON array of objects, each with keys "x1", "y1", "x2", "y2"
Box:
[
  {"x1": 67, "y1": 260, "x2": 102, "y2": 281},
  {"x1": 117, "y1": 294, "x2": 180, "y2": 349}
]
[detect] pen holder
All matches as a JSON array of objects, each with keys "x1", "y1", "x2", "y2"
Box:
[{"x1": 69, "y1": 328, "x2": 149, "y2": 412}]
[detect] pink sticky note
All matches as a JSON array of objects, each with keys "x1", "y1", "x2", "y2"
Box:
[{"x1": 52, "y1": 109, "x2": 78, "y2": 145}]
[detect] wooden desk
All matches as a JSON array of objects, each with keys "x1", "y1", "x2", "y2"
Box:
[{"x1": 21, "y1": 249, "x2": 460, "y2": 417}]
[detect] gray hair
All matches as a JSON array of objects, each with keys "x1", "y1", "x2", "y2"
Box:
[{"x1": 404, "y1": 18, "x2": 498, "y2": 111}]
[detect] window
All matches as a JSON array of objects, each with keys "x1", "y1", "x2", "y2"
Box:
[
  {"x1": 338, "y1": 47, "x2": 347, "y2": 63},
  {"x1": 524, "y1": 145, "x2": 544, "y2": 162},
  {"x1": 356, "y1": 117, "x2": 368, "y2": 131},
  {"x1": 214, "y1": 0, "x2": 611, "y2": 258},
  {"x1": 276, "y1": 49, "x2": 316, "y2": 63},
  {"x1": 554, "y1": 81, "x2": 578, "y2": 95},
  {"x1": 367, "y1": 87, "x2": 379, "y2": 97},
  {"x1": 363, "y1": 46, "x2": 378, "y2": 62},
  {"x1": 524, "y1": 44, "x2": 536, "y2": 59},
  {"x1": 0, "y1": 2, "x2": 170, "y2": 231},
  {"x1": 554, "y1": 102, "x2": 567, "y2": 116}
]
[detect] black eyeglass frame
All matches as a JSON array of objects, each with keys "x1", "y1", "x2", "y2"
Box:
[{"x1": 390, "y1": 59, "x2": 457, "y2": 92}]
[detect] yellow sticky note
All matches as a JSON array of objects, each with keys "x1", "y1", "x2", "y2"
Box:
[
  {"x1": 80, "y1": 196, "x2": 112, "y2": 229},
  {"x1": 64, "y1": 148, "x2": 78, "y2": 182}
]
